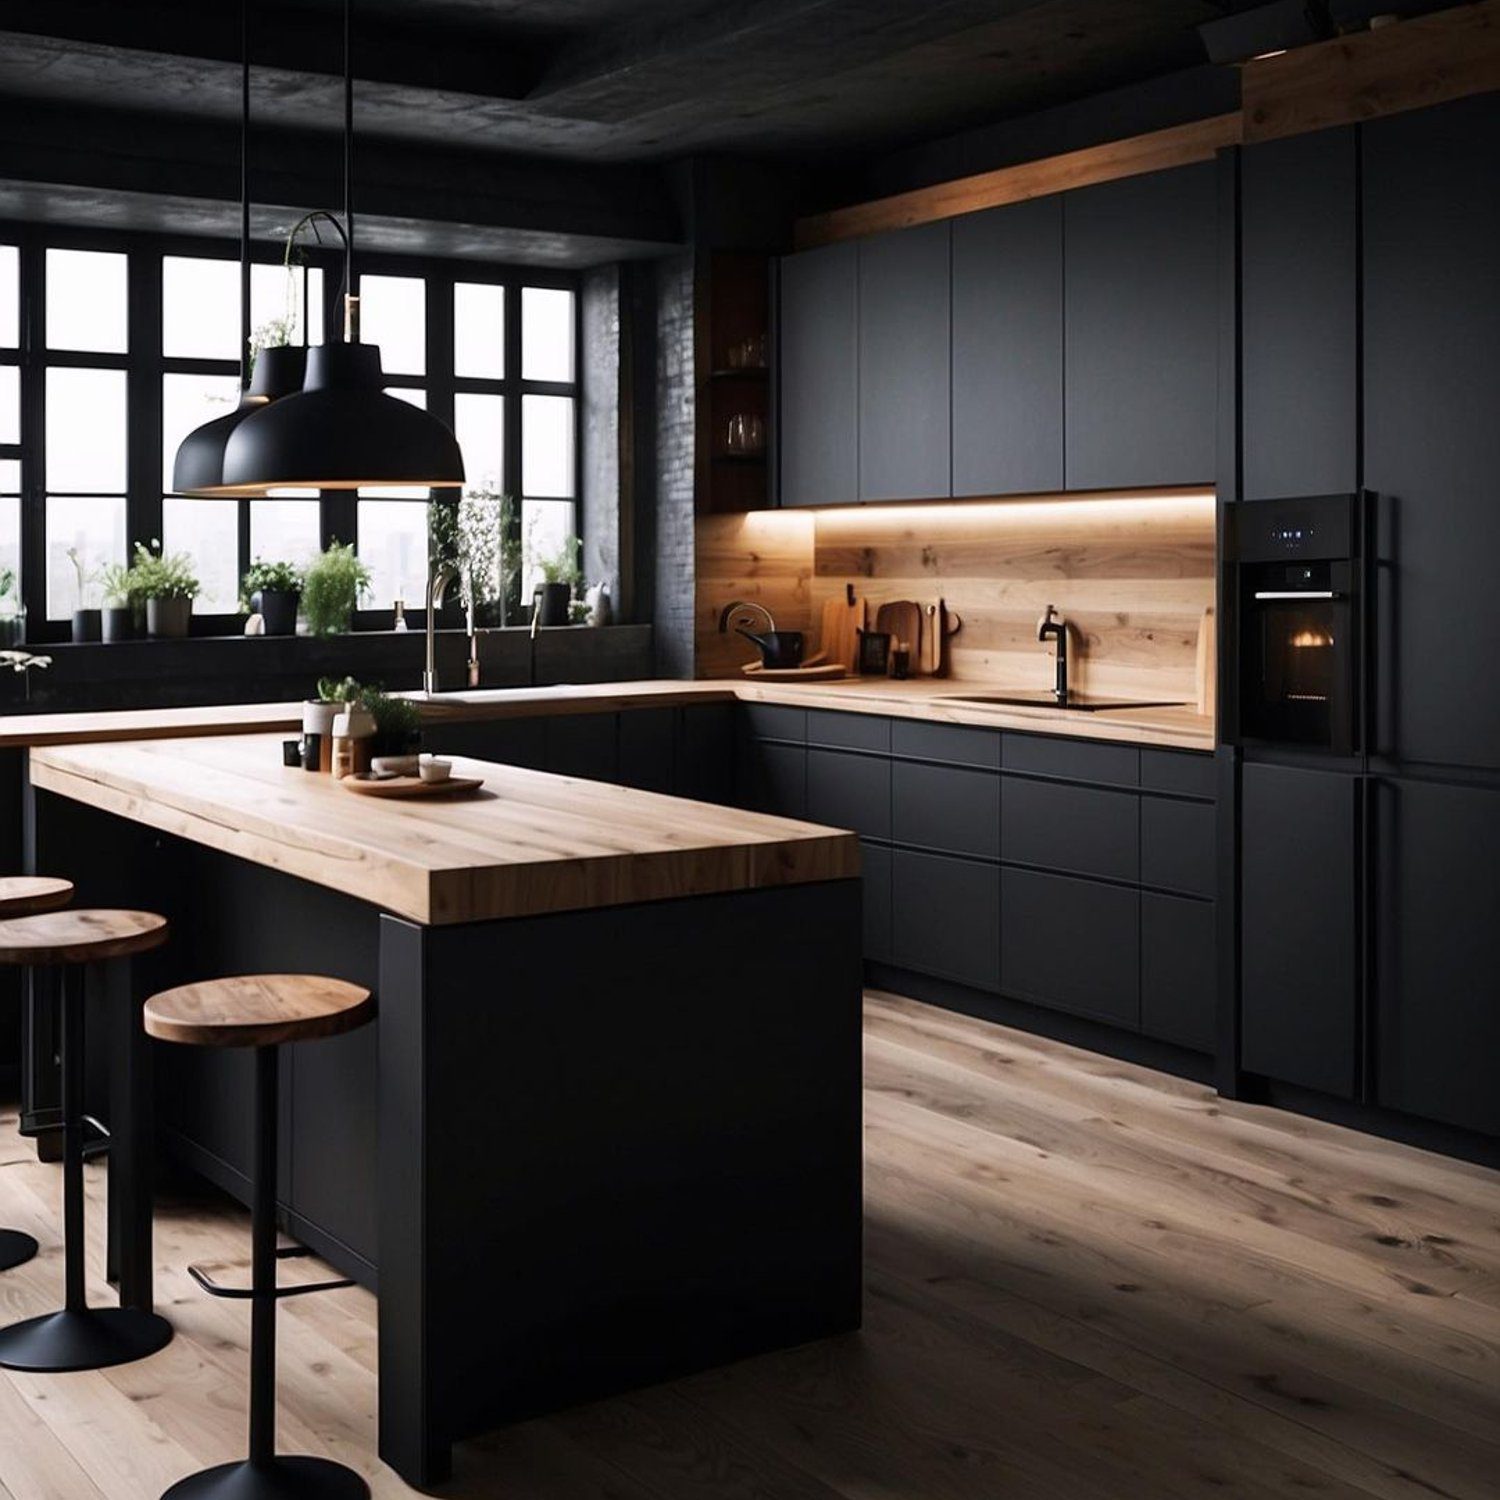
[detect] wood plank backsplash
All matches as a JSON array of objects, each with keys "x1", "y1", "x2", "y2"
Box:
[{"x1": 698, "y1": 491, "x2": 1216, "y2": 701}]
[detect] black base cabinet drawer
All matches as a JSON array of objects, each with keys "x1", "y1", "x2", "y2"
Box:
[
  {"x1": 1141, "y1": 796, "x2": 1215, "y2": 897},
  {"x1": 1002, "y1": 776, "x2": 1138, "y2": 882},
  {"x1": 892, "y1": 850, "x2": 1000, "y2": 991},
  {"x1": 617, "y1": 708, "x2": 676, "y2": 794},
  {"x1": 736, "y1": 738, "x2": 807, "y2": 820},
  {"x1": 808, "y1": 747, "x2": 892, "y2": 840},
  {"x1": 892, "y1": 760, "x2": 1000, "y2": 860},
  {"x1": 1141, "y1": 893, "x2": 1216, "y2": 1052},
  {"x1": 1001, "y1": 868, "x2": 1139, "y2": 1027},
  {"x1": 861, "y1": 841, "x2": 894, "y2": 965}
]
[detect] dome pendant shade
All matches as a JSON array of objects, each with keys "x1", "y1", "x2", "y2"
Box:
[
  {"x1": 221, "y1": 342, "x2": 465, "y2": 491},
  {"x1": 171, "y1": 347, "x2": 309, "y2": 496}
]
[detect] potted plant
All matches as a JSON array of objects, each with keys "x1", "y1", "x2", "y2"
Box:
[
  {"x1": 241, "y1": 558, "x2": 302, "y2": 637},
  {"x1": 99, "y1": 563, "x2": 134, "y2": 643},
  {"x1": 0, "y1": 567, "x2": 24, "y2": 649},
  {"x1": 129, "y1": 540, "x2": 200, "y2": 639},
  {"x1": 360, "y1": 685, "x2": 422, "y2": 759},
  {"x1": 301, "y1": 541, "x2": 371, "y2": 636},
  {"x1": 531, "y1": 536, "x2": 582, "y2": 628},
  {"x1": 65, "y1": 546, "x2": 102, "y2": 642}
]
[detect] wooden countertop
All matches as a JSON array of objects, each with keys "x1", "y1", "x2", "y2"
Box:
[
  {"x1": 0, "y1": 676, "x2": 1215, "y2": 752},
  {"x1": 29, "y1": 735, "x2": 860, "y2": 926}
]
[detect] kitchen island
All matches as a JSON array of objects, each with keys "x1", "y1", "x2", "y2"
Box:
[{"x1": 27, "y1": 734, "x2": 864, "y2": 1487}]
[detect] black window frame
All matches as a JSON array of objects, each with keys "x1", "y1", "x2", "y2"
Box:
[{"x1": 0, "y1": 219, "x2": 582, "y2": 643}]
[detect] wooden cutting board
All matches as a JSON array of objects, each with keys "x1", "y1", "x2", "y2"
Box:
[
  {"x1": 874, "y1": 600, "x2": 922, "y2": 663},
  {"x1": 919, "y1": 600, "x2": 963, "y2": 676},
  {"x1": 742, "y1": 663, "x2": 848, "y2": 681},
  {"x1": 818, "y1": 594, "x2": 866, "y2": 673},
  {"x1": 341, "y1": 773, "x2": 485, "y2": 798},
  {"x1": 1195, "y1": 605, "x2": 1216, "y2": 718}
]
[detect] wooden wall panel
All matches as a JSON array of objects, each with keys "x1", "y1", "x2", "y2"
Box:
[{"x1": 695, "y1": 493, "x2": 1216, "y2": 703}]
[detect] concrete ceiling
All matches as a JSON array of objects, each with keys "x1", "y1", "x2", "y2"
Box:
[{"x1": 0, "y1": 1, "x2": 1272, "y2": 166}]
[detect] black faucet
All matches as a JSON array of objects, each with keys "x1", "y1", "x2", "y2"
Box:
[{"x1": 1037, "y1": 604, "x2": 1068, "y2": 705}]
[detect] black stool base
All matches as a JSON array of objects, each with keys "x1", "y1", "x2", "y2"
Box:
[
  {"x1": 0, "y1": 1306, "x2": 173, "y2": 1372},
  {"x1": 0, "y1": 1228, "x2": 38, "y2": 1272},
  {"x1": 163, "y1": 1458, "x2": 370, "y2": 1500}
]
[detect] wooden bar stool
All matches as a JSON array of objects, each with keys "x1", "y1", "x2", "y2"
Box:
[
  {"x1": 0, "y1": 877, "x2": 75, "y2": 1275},
  {"x1": 145, "y1": 975, "x2": 375, "y2": 1500},
  {"x1": 0, "y1": 907, "x2": 174, "y2": 1371}
]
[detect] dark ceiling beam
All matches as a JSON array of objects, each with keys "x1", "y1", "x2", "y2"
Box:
[
  {"x1": 0, "y1": 98, "x2": 683, "y2": 251},
  {"x1": 0, "y1": 0, "x2": 550, "y2": 100}
]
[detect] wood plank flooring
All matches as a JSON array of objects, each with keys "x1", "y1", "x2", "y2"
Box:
[{"x1": 2, "y1": 989, "x2": 1497, "y2": 1499}]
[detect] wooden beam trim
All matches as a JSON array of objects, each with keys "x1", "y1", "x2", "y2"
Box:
[
  {"x1": 794, "y1": 114, "x2": 1244, "y2": 249},
  {"x1": 1240, "y1": 0, "x2": 1500, "y2": 144}
]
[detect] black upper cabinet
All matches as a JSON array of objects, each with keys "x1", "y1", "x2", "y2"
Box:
[
  {"x1": 1241, "y1": 126, "x2": 1358, "y2": 500},
  {"x1": 1364, "y1": 94, "x2": 1500, "y2": 772},
  {"x1": 779, "y1": 241, "x2": 859, "y2": 508},
  {"x1": 1375, "y1": 777, "x2": 1500, "y2": 1138},
  {"x1": 858, "y1": 222, "x2": 952, "y2": 501},
  {"x1": 1064, "y1": 162, "x2": 1218, "y2": 491},
  {"x1": 1240, "y1": 764, "x2": 1358, "y2": 1100},
  {"x1": 951, "y1": 196, "x2": 1064, "y2": 497}
]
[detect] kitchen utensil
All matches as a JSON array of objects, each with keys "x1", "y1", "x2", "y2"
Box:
[
  {"x1": 341, "y1": 773, "x2": 484, "y2": 799},
  {"x1": 741, "y1": 662, "x2": 848, "y2": 681},
  {"x1": 875, "y1": 601, "x2": 922, "y2": 672},
  {"x1": 818, "y1": 593, "x2": 866, "y2": 673},
  {"x1": 921, "y1": 599, "x2": 963, "y2": 677},
  {"x1": 735, "y1": 627, "x2": 805, "y2": 669}
]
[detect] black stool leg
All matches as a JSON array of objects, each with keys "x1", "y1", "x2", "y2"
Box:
[
  {"x1": 3, "y1": 965, "x2": 43, "y2": 1273},
  {"x1": 0, "y1": 964, "x2": 173, "y2": 1372},
  {"x1": 162, "y1": 1047, "x2": 368, "y2": 1500}
]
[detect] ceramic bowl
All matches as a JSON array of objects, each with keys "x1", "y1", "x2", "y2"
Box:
[{"x1": 419, "y1": 757, "x2": 453, "y2": 784}]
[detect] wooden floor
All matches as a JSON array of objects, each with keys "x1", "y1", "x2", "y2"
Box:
[{"x1": 2, "y1": 990, "x2": 1498, "y2": 1499}]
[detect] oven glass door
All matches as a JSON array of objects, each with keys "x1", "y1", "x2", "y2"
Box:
[{"x1": 1245, "y1": 593, "x2": 1353, "y2": 749}]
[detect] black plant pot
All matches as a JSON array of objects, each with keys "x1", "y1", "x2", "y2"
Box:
[
  {"x1": 102, "y1": 606, "x2": 133, "y2": 644},
  {"x1": 71, "y1": 608, "x2": 101, "y2": 643},
  {"x1": 147, "y1": 596, "x2": 192, "y2": 640},
  {"x1": 534, "y1": 582, "x2": 572, "y2": 628},
  {"x1": 252, "y1": 588, "x2": 300, "y2": 637}
]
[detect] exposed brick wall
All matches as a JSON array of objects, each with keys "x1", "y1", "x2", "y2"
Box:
[
  {"x1": 652, "y1": 251, "x2": 697, "y2": 679},
  {"x1": 580, "y1": 264, "x2": 622, "y2": 614}
]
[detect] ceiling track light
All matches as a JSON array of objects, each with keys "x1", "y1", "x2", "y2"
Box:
[{"x1": 209, "y1": 0, "x2": 464, "y2": 495}]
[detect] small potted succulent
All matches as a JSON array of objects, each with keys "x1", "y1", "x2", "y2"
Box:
[
  {"x1": 129, "y1": 540, "x2": 200, "y2": 639},
  {"x1": 0, "y1": 567, "x2": 24, "y2": 649},
  {"x1": 301, "y1": 541, "x2": 371, "y2": 636},
  {"x1": 360, "y1": 685, "x2": 423, "y2": 760},
  {"x1": 65, "y1": 547, "x2": 102, "y2": 642},
  {"x1": 241, "y1": 558, "x2": 302, "y2": 637},
  {"x1": 99, "y1": 563, "x2": 134, "y2": 643},
  {"x1": 530, "y1": 536, "x2": 583, "y2": 628}
]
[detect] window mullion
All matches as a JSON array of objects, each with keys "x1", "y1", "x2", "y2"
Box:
[
  {"x1": 129, "y1": 246, "x2": 163, "y2": 554},
  {"x1": 19, "y1": 236, "x2": 45, "y2": 634}
]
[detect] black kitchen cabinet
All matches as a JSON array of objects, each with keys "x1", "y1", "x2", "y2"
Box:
[
  {"x1": 858, "y1": 222, "x2": 951, "y2": 501},
  {"x1": 421, "y1": 716, "x2": 547, "y2": 769},
  {"x1": 892, "y1": 759, "x2": 1001, "y2": 861},
  {"x1": 1001, "y1": 776, "x2": 1137, "y2": 884},
  {"x1": 807, "y1": 747, "x2": 891, "y2": 841},
  {"x1": 951, "y1": 196, "x2": 1064, "y2": 497},
  {"x1": 618, "y1": 708, "x2": 676, "y2": 794},
  {"x1": 1241, "y1": 126, "x2": 1358, "y2": 500},
  {"x1": 1063, "y1": 162, "x2": 1217, "y2": 490},
  {"x1": 1240, "y1": 764, "x2": 1358, "y2": 1099},
  {"x1": 1375, "y1": 777, "x2": 1500, "y2": 1137},
  {"x1": 676, "y1": 704, "x2": 734, "y2": 804},
  {"x1": 736, "y1": 737, "x2": 807, "y2": 820},
  {"x1": 1141, "y1": 892, "x2": 1216, "y2": 1053},
  {"x1": 1141, "y1": 796, "x2": 1215, "y2": 898},
  {"x1": 1001, "y1": 868, "x2": 1139, "y2": 1028},
  {"x1": 1001, "y1": 732, "x2": 1137, "y2": 788},
  {"x1": 1363, "y1": 93, "x2": 1500, "y2": 771},
  {"x1": 779, "y1": 241, "x2": 859, "y2": 508},
  {"x1": 861, "y1": 841, "x2": 894, "y2": 964},
  {"x1": 892, "y1": 849, "x2": 1001, "y2": 991},
  {"x1": 547, "y1": 713, "x2": 619, "y2": 782}
]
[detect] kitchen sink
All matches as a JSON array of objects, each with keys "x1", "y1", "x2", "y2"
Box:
[{"x1": 939, "y1": 692, "x2": 1188, "y2": 713}]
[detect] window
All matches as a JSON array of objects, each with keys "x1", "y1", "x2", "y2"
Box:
[{"x1": 2, "y1": 232, "x2": 578, "y2": 639}]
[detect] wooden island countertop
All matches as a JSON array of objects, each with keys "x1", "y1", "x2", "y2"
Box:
[{"x1": 29, "y1": 733, "x2": 860, "y2": 925}]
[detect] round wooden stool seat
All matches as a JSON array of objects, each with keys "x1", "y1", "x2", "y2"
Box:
[
  {"x1": 0, "y1": 908, "x2": 168, "y2": 966},
  {"x1": 0, "y1": 876, "x2": 74, "y2": 918},
  {"x1": 144, "y1": 975, "x2": 373, "y2": 1050}
]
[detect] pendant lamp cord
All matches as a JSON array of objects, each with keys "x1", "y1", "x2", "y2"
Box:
[{"x1": 238, "y1": 0, "x2": 251, "y2": 390}]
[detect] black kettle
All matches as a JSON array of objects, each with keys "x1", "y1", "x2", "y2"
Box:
[{"x1": 717, "y1": 600, "x2": 804, "y2": 669}]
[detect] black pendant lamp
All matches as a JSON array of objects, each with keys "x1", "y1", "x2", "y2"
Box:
[
  {"x1": 221, "y1": 0, "x2": 464, "y2": 493},
  {"x1": 172, "y1": 0, "x2": 308, "y2": 496}
]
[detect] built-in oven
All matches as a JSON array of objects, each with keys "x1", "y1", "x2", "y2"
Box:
[{"x1": 1225, "y1": 493, "x2": 1370, "y2": 755}]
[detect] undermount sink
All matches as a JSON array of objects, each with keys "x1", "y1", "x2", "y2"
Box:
[{"x1": 939, "y1": 692, "x2": 1187, "y2": 713}]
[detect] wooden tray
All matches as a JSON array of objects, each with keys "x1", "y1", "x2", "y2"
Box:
[
  {"x1": 741, "y1": 663, "x2": 848, "y2": 681},
  {"x1": 340, "y1": 773, "x2": 485, "y2": 799}
]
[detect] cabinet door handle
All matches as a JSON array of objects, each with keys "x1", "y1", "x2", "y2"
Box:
[{"x1": 1252, "y1": 589, "x2": 1342, "y2": 600}]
